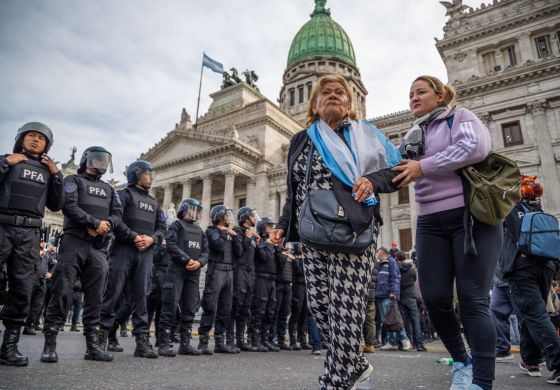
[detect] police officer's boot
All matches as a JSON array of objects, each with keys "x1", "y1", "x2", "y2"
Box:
[
  {"x1": 236, "y1": 322, "x2": 255, "y2": 352},
  {"x1": 157, "y1": 329, "x2": 177, "y2": 357},
  {"x1": 214, "y1": 334, "x2": 236, "y2": 354},
  {"x1": 226, "y1": 329, "x2": 240, "y2": 354},
  {"x1": 98, "y1": 326, "x2": 109, "y2": 351},
  {"x1": 134, "y1": 333, "x2": 159, "y2": 358},
  {"x1": 289, "y1": 331, "x2": 301, "y2": 351},
  {"x1": 23, "y1": 323, "x2": 36, "y2": 335},
  {"x1": 277, "y1": 331, "x2": 290, "y2": 351},
  {"x1": 262, "y1": 331, "x2": 280, "y2": 352},
  {"x1": 178, "y1": 330, "x2": 201, "y2": 356},
  {"x1": 84, "y1": 328, "x2": 113, "y2": 361},
  {"x1": 251, "y1": 330, "x2": 268, "y2": 352},
  {"x1": 197, "y1": 333, "x2": 213, "y2": 355},
  {"x1": 107, "y1": 324, "x2": 123, "y2": 352},
  {"x1": 40, "y1": 326, "x2": 58, "y2": 363},
  {"x1": 299, "y1": 332, "x2": 312, "y2": 350},
  {"x1": 0, "y1": 326, "x2": 29, "y2": 366}
]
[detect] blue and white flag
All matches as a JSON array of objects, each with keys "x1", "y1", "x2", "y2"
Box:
[{"x1": 202, "y1": 53, "x2": 224, "y2": 74}]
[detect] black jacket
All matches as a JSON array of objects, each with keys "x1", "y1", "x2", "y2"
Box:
[
  {"x1": 398, "y1": 262, "x2": 417, "y2": 300},
  {"x1": 500, "y1": 201, "x2": 556, "y2": 279},
  {"x1": 276, "y1": 131, "x2": 400, "y2": 243}
]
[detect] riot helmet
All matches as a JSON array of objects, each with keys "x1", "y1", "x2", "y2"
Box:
[
  {"x1": 126, "y1": 160, "x2": 154, "y2": 189},
  {"x1": 178, "y1": 198, "x2": 203, "y2": 222},
  {"x1": 13, "y1": 122, "x2": 54, "y2": 154},
  {"x1": 78, "y1": 146, "x2": 113, "y2": 176},
  {"x1": 236, "y1": 207, "x2": 260, "y2": 227},
  {"x1": 211, "y1": 205, "x2": 234, "y2": 227}
]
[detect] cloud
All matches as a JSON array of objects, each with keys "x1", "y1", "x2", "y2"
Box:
[{"x1": 0, "y1": 0, "x2": 484, "y2": 182}]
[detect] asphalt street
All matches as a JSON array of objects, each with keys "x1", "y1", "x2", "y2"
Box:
[{"x1": 0, "y1": 329, "x2": 554, "y2": 390}]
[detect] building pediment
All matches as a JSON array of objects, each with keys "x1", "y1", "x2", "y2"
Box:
[{"x1": 140, "y1": 129, "x2": 261, "y2": 168}]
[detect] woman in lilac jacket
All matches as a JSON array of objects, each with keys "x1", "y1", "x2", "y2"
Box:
[{"x1": 392, "y1": 75, "x2": 502, "y2": 390}]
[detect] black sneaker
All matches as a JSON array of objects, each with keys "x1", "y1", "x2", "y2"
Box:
[{"x1": 496, "y1": 350, "x2": 514, "y2": 362}]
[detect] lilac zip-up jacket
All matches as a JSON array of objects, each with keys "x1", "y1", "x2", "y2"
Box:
[{"x1": 414, "y1": 107, "x2": 492, "y2": 215}]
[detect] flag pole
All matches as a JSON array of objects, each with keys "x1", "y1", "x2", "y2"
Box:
[{"x1": 194, "y1": 56, "x2": 204, "y2": 130}]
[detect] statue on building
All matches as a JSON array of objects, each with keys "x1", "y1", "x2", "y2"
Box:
[
  {"x1": 167, "y1": 202, "x2": 177, "y2": 219},
  {"x1": 440, "y1": 0, "x2": 469, "y2": 19},
  {"x1": 221, "y1": 71, "x2": 236, "y2": 89},
  {"x1": 229, "y1": 124, "x2": 240, "y2": 139},
  {"x1": 230, "y1": 67, "x2": 242, "y2": 83},
  {"x1": 243, "y1": 69, "x2": 259, "y2": 90},
  {"x1": 181, "y1": 108, "x2": 191, "y2": 124},
  {"x1": 61, "y1": 146, "x2": 78, "y2": 174}
]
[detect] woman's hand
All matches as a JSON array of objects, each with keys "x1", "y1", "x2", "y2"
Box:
[
  {"x1": 269, "y1": 228, "x2": 284, "y2": 245},
  {"x1": 352, "y1": 177, "x2": 374, "y2": 202},
  {"x1": 392, "y1": 160, "x2": 423, "y2": 188}
]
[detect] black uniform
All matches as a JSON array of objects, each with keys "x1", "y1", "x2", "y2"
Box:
[
  {"x1": 0, "y1": 154, "x2": 64, "y2": 328},
  {"x1": 248, "y1": 240, "x2": 280, "y2": 346},
  {"x1": 230, "y1": 226, "x2": 257, "y2": 346},
  {"x1": 288, "y1": 256, "x2": 309, "y2": 347},
  {"x1": 100, "y1": 185, "x2": 166, "y2": 335},
  {"x1": 198, "y1": 226, "x2": 234, "y2": 338},
  {"x1": 147, "y1": 241, "x2": 170, "y2": 335},
  {"x1": 159, "y1": 220, "x2": 208, "y2": 348},
  {"x1": 44, "y1": 172, "x2": 121, "y2": 335},
  {"x1": 24, "y1": 250, "x2": 50, "y2": 331},
  {"x1": 274, "y1": 252, "x2": 292, "y2": 346}
]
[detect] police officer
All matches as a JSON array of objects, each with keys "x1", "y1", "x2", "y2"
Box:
[
  {"x1": 274, "y1": 245, "x2": 294, "y2": 350},
  {"x1": 41, "y1": 146, "x2": 121, "y2": 363},
  {"x1": 0, "y1": 122, "x2": 64, "y2": 366},
  {"x1": 288, "y1": 243, "x2": 309, "y2": 350},
  {"x1": 197, "y1": 205, "x2": 237, "y2": 355},
  {"x1": 230, "y1": 207, "x2": 260, "y2": 352},
  {"x1": 248, "y1": 217, "x2": 281, "y2": 352},
  {"x1": 158, "y1": 198, "x2": 208, "y2": 357},
  {"x1": 99, "y1": 161, "x2": 165, "y2": 359}
]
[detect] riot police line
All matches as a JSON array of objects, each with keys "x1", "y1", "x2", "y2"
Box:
[{"x1": 0, "y1": 122, "x2": 313, "y2": 366}]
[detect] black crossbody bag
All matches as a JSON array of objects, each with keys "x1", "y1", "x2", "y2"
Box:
[{"x1": 298, "y1": 143, "x2": 374, "y2": 254}]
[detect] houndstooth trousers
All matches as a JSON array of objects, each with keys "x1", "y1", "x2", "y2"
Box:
[{"x1": 294, "y1": 141, "x2": 376, "y2": 389}]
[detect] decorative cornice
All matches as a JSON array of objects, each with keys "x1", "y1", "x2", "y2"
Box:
[
  {"x1": 454, "y1": 57, "x2": 560, "y2": 99},
  {"x1": 436, "y1": 2, "x2": 560, "y2": 53},
  {"x1": 370, "y1": 110, "x2": 413, "y2": 128}
]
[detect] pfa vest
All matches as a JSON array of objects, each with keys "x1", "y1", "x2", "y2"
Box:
[
  {"x1": 0, "y1": 158, "x2": 50, "y2": 217},
  {"x1": 121, "y1": 188, "x2": 158, "y2": 235},
  {"x1": 176, "y1": 220, "x2": 204, "y2": 261},
  {"x1": 234, "y1": 227, "x2": 256, "y2": 267},
  {"x1": 278, "y1": 256, "x2": 293, "y2": 283},
  {"x1": 63, "y1": 175, "x2": 112, "y2": 231},
  {"x1": 255, "y1": 243, "x2": 277, "y2": 275}
]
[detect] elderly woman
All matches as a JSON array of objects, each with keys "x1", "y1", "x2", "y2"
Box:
[{"x1": 271, "y1": 75, "x2": 401, "y2": 390}]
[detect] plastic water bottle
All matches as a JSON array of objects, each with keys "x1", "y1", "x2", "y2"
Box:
[{"x1": 436, "y1": 357, "x2": 454, "y2": 365}]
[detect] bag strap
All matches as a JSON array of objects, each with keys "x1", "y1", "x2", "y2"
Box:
[{"x1": 304, "y1": 141, "x2": 315, "y2": 188}]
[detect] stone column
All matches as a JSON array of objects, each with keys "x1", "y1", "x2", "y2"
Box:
[
  {"x1": 254, "y1": 170, "x2": 270, "y2": 216},
  {"x1": 246, "y1": 178, "x2": 256, "y2": 207},
  {"x1": 181, "y1": 178, "x2": 192, "y2": 201},
  {"x1": 162, "y1": 184, "x2": 173, "y2": 212},
  {"x1": 408, "y1": 184, "x2": 418, "y2": 247},
  {"x1": 148, "y1": 186, "x2": 156, "y2": 198},
  {"x1": 378, "y1": 193, "x2": 393, "y2": 248},
  {"x1": 270, "y1": 191, "x2": 280, "y2": 221},
  {"x1": 201, "y1": 175, "x2": 213, "y2": 227},
  {"x1": 223, "y1": 170, "x2": 237, "y2": 209},
  {"x1": 529, "y1": 102, "x2": 560, "y2": 216}
]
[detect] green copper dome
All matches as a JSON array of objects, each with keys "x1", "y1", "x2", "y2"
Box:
[{"x1": 287, "y1": 0, "x2": 356, "y2": 69}]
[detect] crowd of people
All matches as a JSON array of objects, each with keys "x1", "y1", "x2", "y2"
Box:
[{"x1": 1, "y1": 73, "x2": 560, "y2": 390}]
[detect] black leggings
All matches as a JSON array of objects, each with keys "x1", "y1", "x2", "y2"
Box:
[{"x1": 417, "y1": 207, "x2": 502, "y2": 389}]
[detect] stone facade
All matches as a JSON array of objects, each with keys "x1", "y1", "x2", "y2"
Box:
[{"x1": 373, "y1": 0, "x2": 560, "y2": 250}]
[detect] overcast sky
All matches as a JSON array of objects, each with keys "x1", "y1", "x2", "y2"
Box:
[{"x1": 0, "y1": 0, "x2": 483, "y2": 182}]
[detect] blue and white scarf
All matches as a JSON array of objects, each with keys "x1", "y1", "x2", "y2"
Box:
[{"x1": 307, "y1": 118, "x2": 402, "y2": 206}]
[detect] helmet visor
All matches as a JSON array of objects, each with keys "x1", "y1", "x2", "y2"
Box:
[
  {"x1": 224, "y1": 209, "x2": 235, "y2": 226},
  {"x1": 183, "y1": 204, "x2": 203, "y2": 222},
  {"x1": 87, "y1": 151, "x2": 113, "y2": 173},
  {"x1": 248, "y1": 209, "x2": 261, "y2": 224}
]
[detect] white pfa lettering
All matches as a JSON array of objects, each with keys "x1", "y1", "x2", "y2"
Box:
[
  {"x1": 88, "y1": 186, "x2": 107, "y2": 198},
  {"x1": 188, "y1": 241, "x2": 201, "y2": 249},
  {"x1": 139, "y1": 201, "x2": 155, "y2": 212},
  {"x1": 22, "y1": 169, "x2": 45, "y2": 183}
]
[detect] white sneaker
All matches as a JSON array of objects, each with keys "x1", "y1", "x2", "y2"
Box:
[
  {"x1": 401, "y1": 339, "x2": 414, "y2": 351},
  {"x1": 450, "y1": 361, "x2": 473, "y2": 390},
  {"x1": 380, "y1": 343, "x2": 398, "y2": 351},
  {"x1": 350, "y1": 364, "x2": 373, "y2": 390}
]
